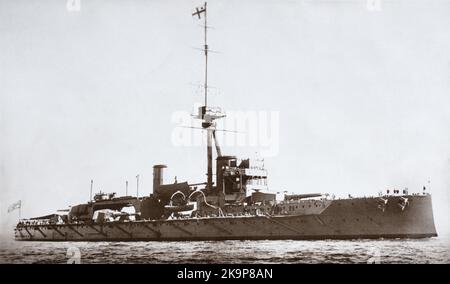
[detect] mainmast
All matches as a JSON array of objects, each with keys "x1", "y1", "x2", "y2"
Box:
[{"x1": 192, "y1": 2, "x2": 225, "y2": 191}]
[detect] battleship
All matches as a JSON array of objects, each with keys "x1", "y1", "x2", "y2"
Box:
[{"x1": 14, "y1": 3, "x2": 437, "y2": 241}]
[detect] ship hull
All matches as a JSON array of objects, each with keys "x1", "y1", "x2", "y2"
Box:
[{"x1": 15, "y1": 194, "x2": 437, "y2": 241}]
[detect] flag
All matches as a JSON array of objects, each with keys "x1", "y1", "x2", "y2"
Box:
[
  {"x1": 192, "y1": 4, "x2": 206, "y2": 19},
  {"x1": 8, "y1": 200, "x2": 21, "y2": 213}
]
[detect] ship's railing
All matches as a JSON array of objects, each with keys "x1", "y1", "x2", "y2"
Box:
[
  {"x1": 331, "y1": 191, "x2": 429, "y2": 200},
  {"x1": 17, "y1": 219, "x2": 56, "y2": 226},
  {"x1": 15, "y1": 212, "x2": 271, "y2": 226}
]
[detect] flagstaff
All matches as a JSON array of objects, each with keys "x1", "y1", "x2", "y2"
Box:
[{"x1": 8, "y1": 200, "x2": 22, "y2": 221}]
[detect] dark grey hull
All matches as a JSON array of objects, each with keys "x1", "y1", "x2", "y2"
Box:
[{"x1": 15, "y1": 194, "x2": 437, "y2": 241}]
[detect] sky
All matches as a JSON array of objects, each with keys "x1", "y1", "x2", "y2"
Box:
[{"x1": 1, "y1": 0, "x2": 450, "y2": 236}]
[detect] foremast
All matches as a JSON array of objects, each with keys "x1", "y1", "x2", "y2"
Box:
[{"x1": 192, "y1": 2, "x2": 225, "y2": 191}]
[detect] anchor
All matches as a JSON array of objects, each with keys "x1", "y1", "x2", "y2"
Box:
[
  {"x1": 398, "y1": 197, "x2": 409, "y2": 211},
  {"x1": 377, "y1": 197, "x2": 388, "y2": 212}
]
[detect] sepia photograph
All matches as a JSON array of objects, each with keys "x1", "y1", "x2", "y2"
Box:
[{"x1": 1, "y1": 0, "x2": 450, "y2": 271}]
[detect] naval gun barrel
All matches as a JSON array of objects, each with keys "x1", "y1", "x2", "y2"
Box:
[{"x1": 284, "y1": 193, "x2": 322, "y2": 201}]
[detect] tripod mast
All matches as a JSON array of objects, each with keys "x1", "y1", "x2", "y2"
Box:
[{"x1": 192, "y1": 2, "x2": 224, "y2": 191}]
